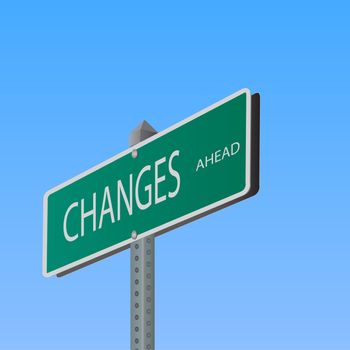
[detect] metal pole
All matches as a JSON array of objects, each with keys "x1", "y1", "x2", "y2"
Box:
[{"x1": 129, "y1": 121, "x2": 157, "y2": 350}]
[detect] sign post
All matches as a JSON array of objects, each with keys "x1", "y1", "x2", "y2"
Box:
[
  {"x1": 129, "y1": 121, "x2": 157, "y2": 350},
  {"x1": 43, "y1": 87, "x2": 260, "y2": 349}
]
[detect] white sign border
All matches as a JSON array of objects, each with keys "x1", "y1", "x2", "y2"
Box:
[{"x1": 43, "y1": 88, "x2": 251, "y2": 277}]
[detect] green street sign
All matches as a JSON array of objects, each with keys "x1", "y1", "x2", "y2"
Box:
[{"x1": 43, "y1": 88, "x2": 259, "y2": 277}]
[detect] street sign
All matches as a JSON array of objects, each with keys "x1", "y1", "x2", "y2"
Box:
[{"x1": 43, "y1": 88, "x2": 259, "y2": 277}]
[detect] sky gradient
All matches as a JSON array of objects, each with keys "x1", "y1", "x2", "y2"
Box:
[{"x1": 0, "y1": 1, "x2": 349, "y2": 349}]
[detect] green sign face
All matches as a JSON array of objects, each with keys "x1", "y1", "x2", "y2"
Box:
[{"x1": 43, "y1": 89, "x2": 256, "y2": 277}]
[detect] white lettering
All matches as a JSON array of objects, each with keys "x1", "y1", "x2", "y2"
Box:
[
  {"x1": 214, "y1": 149, "x2": 222, "y2": 163},
  {"x1": 196, "y1": 159, "x2": 204, "y2": 172},
  {"x1": 195, "y1": 141, "x2": 241, "y2": 173},
  {"x1": 155, "y1": 157, "x2": 166, "y2": 204},
  {"x1": 168, "y1": 150, "x2": 181, "y2": 198},
  {"x1": 63, "y1": 202, "x2": 79, "y2": 242},
  {"x1": 231, "y1": 142, "x2": 240, "y2": 155},
  {"x1": 205, "y1": 153, "x2": 214, "y2": 167},
  {"x1": 135, "y1": 165, "x2": 152, "y2": 210},
  {"x1": 117, "y1": 174, "x2": 133, "y2": 220},
  {"x1": 98, "y1": 186, "x2": 115, "y2": 229},
  {"x1": 222, "y1": 146, "x2": 230, "y2": 159},
  {"x1": 81, "y1": 193, "x2": 96, "y2": 236}
]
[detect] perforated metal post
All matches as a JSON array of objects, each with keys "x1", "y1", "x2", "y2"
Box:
[
  {"x1": 130, "y1": 235, "x2": 154, "y2": 350},
  {"x1": 129, "y1": 121, "x2": 157, "y2": 350}
]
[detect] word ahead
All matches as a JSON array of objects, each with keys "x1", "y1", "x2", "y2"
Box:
[{"x1": 43, "y1": 88, "x2": 259, "y2": 277}]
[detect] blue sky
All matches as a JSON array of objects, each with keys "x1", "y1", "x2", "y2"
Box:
[{"x1": 0, "y1": 1, "x2": 349, "y2": 349}]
